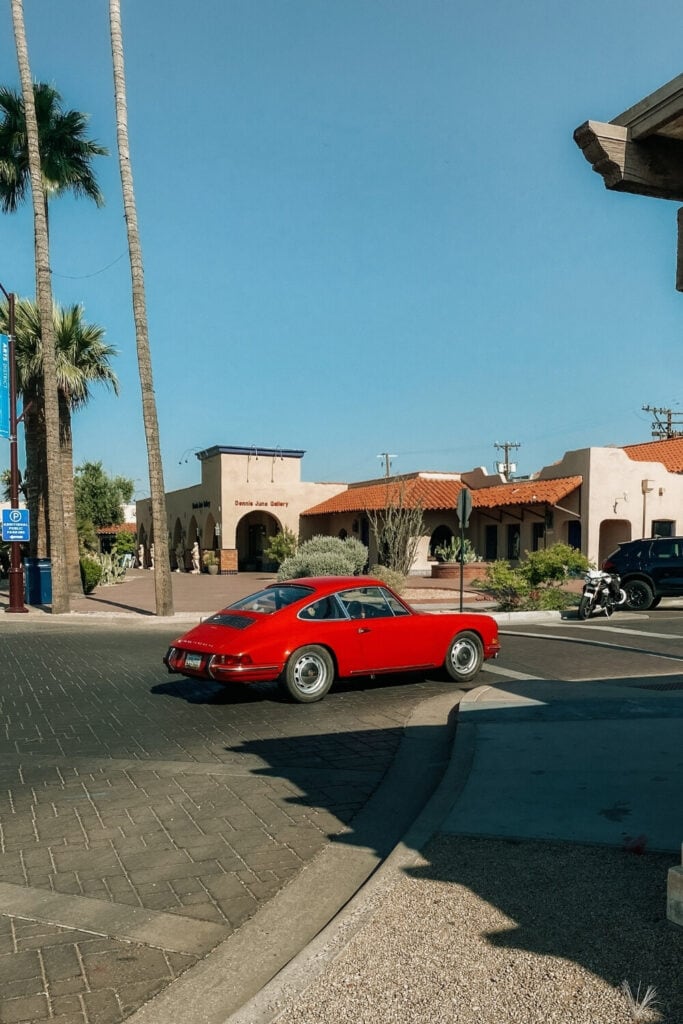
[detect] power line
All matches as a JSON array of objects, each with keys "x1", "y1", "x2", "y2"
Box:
[{"x1": 642, "y1": 405, "x2": 683, "y2": 440}]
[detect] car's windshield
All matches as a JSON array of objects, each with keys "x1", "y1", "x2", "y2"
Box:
[{"x1": 228, "y1": 585, "x2": 314, "y2": 614}]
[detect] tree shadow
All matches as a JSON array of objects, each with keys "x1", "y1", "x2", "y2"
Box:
[{"x1": 215, "y1": 670, "x2": 682, "y2": 1015}]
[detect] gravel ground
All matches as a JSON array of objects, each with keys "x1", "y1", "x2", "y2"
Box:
[{"x1": 275, "y1": 836, "x2": 681, "y2": 1024}]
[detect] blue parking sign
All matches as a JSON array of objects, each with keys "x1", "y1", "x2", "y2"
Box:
[
  {"x1": 2, "y1": 508, "x2": 30, "y2": 542},
  {"x1": 0, "y1": 335, "x2": 9, "y2": 440}
]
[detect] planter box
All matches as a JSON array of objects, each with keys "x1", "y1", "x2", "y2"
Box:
[{"x1": 431, "y1": 562, "x2": 489, "y2": 584}]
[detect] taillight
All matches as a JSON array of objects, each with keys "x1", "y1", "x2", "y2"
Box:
[
  {"x1": 602, "y1": 559, "x2": 616, "y2": 571},
  {"x1": 208, "y1": 653, "x2": 253, "y2": 678}
]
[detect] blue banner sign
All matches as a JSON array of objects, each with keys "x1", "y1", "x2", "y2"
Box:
[{"x1": 0, "y1": 334, "x2": 8, "y2": 440}]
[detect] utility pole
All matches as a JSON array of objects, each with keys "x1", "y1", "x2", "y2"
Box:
[
  {"x1": 377, "y1": 452, "x2": 396, "y2": 477},
  {"x1": 642, "y1": 405, "x2": 683, "y2": 440},
  {"x1": 494, "y1": 441, "x2": 520, "y2": 480}
]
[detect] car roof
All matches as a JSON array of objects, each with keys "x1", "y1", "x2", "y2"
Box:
[{"x1": 267, "y1": 576, "x2": 384, "y2": 594}]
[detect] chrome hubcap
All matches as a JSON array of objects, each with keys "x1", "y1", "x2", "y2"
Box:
[
  {"x1": 293, "y1": 654, "x2": 327, "y2": 694},
  {"x1": 450, "y1": 639, "x2": 476, "y2": 674}
]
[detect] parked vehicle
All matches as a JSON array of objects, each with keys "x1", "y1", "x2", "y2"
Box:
[
  {"x1": 602, "y1": 537, "x2": 683, "y2": 610},
  {"x1": 578, "y1": 568, "x2": 625, "y2": 620},
  {"x1": 163, "y1": 575, "x2": 500, "y2": 703}
]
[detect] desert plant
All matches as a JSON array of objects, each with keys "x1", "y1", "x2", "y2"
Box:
[
  {"x1": 202, "y1": 549, "x2": 218, "y2": 568},
  {"x1": 434, "y1": 537, "x2": 481, "y2": 563},
  {"x1": 620, "y1": 981, "x2": 659, "y2": 1023},
  {"x1": 366, "y1": 479, "x2": 424, "y2": 576},
  {"x1": 369, "y1": 564, "x2": 407, "y2": 593},
  {"x1": 278, "y1": 535, "x2": 368, "y2": 581},
  {"x1": 98, "y1": 549, "x2": 127, "y2": 585},
  {"x1": 263, "y1": 527, "x2": 298, "y2": 567},
  {"x1": 79, "y1": 556, "x2": 102, "y2": 594}
]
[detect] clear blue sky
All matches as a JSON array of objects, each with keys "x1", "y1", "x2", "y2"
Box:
[{"x1": 1, "y1": 1, "x2": 682, "y2": 496}]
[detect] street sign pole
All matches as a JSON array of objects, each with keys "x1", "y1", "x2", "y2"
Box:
[
  {"x1": 456, "y1": 488, "x2": 473, "y2": 613},
  {"x1": 1, "y1": 287, "x2": 27, "y2": 613}
]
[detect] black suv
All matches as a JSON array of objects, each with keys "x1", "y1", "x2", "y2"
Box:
[{"x1": 602, "y1": 537, "x2": 683, "y2": 610}]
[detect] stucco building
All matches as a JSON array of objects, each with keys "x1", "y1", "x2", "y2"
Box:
[{"x1": 136, "y1": 436, "x2": 683, "y2": 575}]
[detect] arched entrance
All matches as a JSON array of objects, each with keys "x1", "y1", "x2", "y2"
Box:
[
  {"x1": 236, "y1": 511, "x2": 282, "y2": 571},
  {"x1": 598, "y1": 519, "x2": 631, "y2": 566}
]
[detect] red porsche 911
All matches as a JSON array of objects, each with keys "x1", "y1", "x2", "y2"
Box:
[{"x1": 163, "y1": 576, "x2": 500, "y2": 703}]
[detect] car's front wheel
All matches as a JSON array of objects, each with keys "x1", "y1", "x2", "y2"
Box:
[
  {"x1": 280, "y1": 645, "x2": 335, "y2": 703},
  {"x1": 444, "y1": 631, "x2": 484, "y2": 683},
  {"x1": 623, "y1": 579, "x2": 655, "y2": 611}
]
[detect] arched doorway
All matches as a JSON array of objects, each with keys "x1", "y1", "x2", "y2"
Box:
[
  {"x1": 429, "y1": 524, "x2": 454, "y2": 559},
  {"x1": 171, "y1": 518, "x2": 184, "y2": 571},
  {"x1": 236, "y1": 511, "x2": 282, "y2": 571},
  {"x1": 598, "y1": 519, "x2": 631, "y2": 566}
]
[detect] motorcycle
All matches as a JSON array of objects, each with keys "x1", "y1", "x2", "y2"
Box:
[{"x1": 578, "y1": 569, "x2": 626, "y2": 620}]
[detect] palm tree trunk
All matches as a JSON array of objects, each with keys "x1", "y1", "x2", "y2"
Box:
[
  {"x1": 23, "y1": 388, "x2": 49, "y2": 558},
  {"x1": 108, "y1": 0, "x2": 173, "y2": 616},
  {"x1": 10, "y1": 0, "x2": 69, "y2": 613},
  {"x1": 59, "y1": 395, "x2": 83, "y2": 594}
]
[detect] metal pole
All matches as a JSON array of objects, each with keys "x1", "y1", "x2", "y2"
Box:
[{"x1": 1, "y1": 286, "x2": 27, "y2": 613}]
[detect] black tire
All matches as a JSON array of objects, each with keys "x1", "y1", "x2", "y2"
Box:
[
  {"x1": 280, "y1": 645, "x2": 335, "y2": 703},
  {"x1": 444, "y1": 631, "x2": 484, "y2": 683},
  {"x1": 623, "y1": 579, "x2": 654, "y2": 612},
  {"x1": 650, "y1": 596, "x2": 662, "y2": 609},
  {"x1": 577, "y1": 596, "x2": 592, "y2": 620}
]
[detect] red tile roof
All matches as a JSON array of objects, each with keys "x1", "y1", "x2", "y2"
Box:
[
  {"x1": 302, "y1": 477, "x2": 465, "y2": 516},
  {"x1": 471, "y1": 476, "x2": 582, "y2": 509},
  {"x1": 96, "y1": 522, "x2": 137, "y2": 535},
  {"x1": 622, "y1": 437, "x2": 683, "y2": 473},
  {"x1": 302, "y1": 474, "x2": 582, "y2": 516}
]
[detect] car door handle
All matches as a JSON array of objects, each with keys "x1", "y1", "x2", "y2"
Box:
[{"x1": 357, "y1": 627, "x2": 371, "y2": 634}]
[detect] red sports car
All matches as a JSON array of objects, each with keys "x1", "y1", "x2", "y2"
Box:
[{"x1": 163, "y1": 576, "x2": 500, "y2": 703}]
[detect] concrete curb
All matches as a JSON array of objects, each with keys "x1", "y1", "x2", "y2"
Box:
[
  {"x1": 224, "y1": 706, "x2": 476, "y2": 1024},
  {"x1": 122, "y1": 690, "x2": 461, "y2": 1024}
]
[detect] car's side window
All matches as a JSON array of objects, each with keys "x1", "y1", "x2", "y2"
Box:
[
  {"x1": 381, "y1": 588, "x2": 410, "y2": 616},
  {"x1": 299, "y1": 596, "x2": 345, "y2": 620},
  {"x1": 339, "y1": 588, "x2": 394, "y2": 619}
]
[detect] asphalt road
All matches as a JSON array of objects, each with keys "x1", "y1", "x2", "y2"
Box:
[{"x1": 0, "y1": 607, "x2": 681, "y2": 1024}]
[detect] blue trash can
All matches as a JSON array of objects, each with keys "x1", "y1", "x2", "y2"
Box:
[{"x1": 24, "y1": 558, "x2": 52, "y2": 605}]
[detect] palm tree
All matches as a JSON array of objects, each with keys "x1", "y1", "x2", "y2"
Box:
[
  {"x1": 0, "y1": 298, "x2": 119, "y2": 594},
  {"x1": 108, "y1": 0, "x2": 173, "y2": 616},
  {"x1": 10, "y1": 0, "x2": 68, "y2": 612},
  {"x1": 0, "y1": 82, "x2": 107, "y2": 234}
]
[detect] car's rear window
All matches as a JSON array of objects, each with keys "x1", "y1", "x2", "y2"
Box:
[
  {"x1": 228, "y1": 585, "x2": 314, "y2": 614},
  {"x1": 203, "y1": 613, "x2": 256, "y2": 629}
]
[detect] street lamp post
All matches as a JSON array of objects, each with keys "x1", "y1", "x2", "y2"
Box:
[{"x1": 0, "y1": 285, "x2": 27, "y2": 613}]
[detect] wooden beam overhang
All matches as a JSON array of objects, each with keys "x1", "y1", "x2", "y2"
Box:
[
  {"x1": 575, "y1": 75, "x2": 683, "y2": 203},
  {"x1": 477, "y1": 509, "x2": 503, "y2": 523},
  {"x1": 573, "y1": 120, "x2": 683, "y2": 202}
]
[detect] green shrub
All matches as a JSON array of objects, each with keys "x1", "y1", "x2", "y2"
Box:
[
  {"x1": 483, "y1": 560, "x2": 529, "y2": 611},
  {"x1": 80, "y1": 557, "x2": 103, "y2": 594},
  {"x1": 434, "y1": 537, "x2": 481, "y2": 563},
  {"x1": 369, "y1": 564, "x2": 407, "y2": 594},
  {"x1": 525, "y1": 587, "x2": 578, "y2": 611},
  {"x1": 277, "y1": 535, "x2": 369, "y2": 581},
  {"x1": 264, "y1": 527, "x2": 298, "y2": 567},
  {"x1": 519, "y1": 543, "x2": 590, "y2": 586}
]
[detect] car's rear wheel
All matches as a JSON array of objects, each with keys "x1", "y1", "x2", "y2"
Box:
[
  {"x1": 623, "y1": 579, "x2": 655, "y2": 611},
  {"x1": 444, "y1": 631, "x2": 484, "y2": 683},
  {"x1": 281, "y1": 645, "x2": 335, "y2": 703}
]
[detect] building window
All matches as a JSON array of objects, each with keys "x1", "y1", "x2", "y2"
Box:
[
  {"x1": 532, "y1": 522, "x2": 545, "y2": 551},
  {"x1": 507, "y1": 524, "x2": 521, "y2": 560},
  {"x1": 567, "y1": 521, "x2": 582, "y2": 550},
  {"x1": 652, "y1": 519, "x2": 675, "y2": 538},
  {"x1": 484, "y1": 525, "x2": 497, "y2": 561}
]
